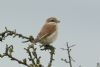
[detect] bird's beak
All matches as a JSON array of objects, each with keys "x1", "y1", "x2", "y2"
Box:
[{"x1": 57, "y1": 20, "x2": 60, "y2": 23}]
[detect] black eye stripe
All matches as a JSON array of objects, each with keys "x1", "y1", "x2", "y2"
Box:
[{"x1": 50, "y1": 20, "x2": 55, "y2": 21}]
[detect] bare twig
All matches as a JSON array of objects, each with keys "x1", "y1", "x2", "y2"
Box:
[{"x1": 61, "y1": 42, "x2": 75, "y2": 67}]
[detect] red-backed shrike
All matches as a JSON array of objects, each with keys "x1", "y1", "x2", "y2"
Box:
[{"x1": 35, "y1": 17, "x2": 60, "y2": 46}]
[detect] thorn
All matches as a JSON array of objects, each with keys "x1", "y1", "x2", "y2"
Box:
[{"x1": 5, "y1": 27, "x2": 7, "y2": 31}]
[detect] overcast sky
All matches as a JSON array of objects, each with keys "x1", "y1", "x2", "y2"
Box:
[{"x1": 0, "y1": 0, "x2": 100, "y2": 67}]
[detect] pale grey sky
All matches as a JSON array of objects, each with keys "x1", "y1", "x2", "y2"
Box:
[{"x1": 0, "y1": 0, "x2": 100, "y2": 67}]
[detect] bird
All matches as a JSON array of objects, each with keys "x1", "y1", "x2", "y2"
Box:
[{"x1": 35, "y1": 17, "x2": 60, "y2": 47}]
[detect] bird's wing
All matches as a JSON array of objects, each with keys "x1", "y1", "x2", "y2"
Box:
[{"x1": 36, "y1": 22, "x2": 56, "y2": 41}]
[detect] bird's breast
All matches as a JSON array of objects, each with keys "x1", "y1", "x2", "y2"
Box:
[{"x1": 46, "y1": 30, "x2": 58, "y2": 44}]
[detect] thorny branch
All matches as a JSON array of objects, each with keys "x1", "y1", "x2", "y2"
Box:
[
  {"x1": 0, "y1": 28, "x2": 55, "y2": 67},
  {"x1": 40, "y1": 45, "x2": 55, "y2": 67},
  {"x1": 24, "y1": 45, "x2": 41, "y2": 66},
  {"x1": 0, "y1": 27, "x2": 34, "y2": 43},
  {"x1": 0, "y1": 45, "x2": 29, "y2": 67},
  {"x1": 61, "y1": 42, "x2": 76, "y2": 67},
  {"x1": 0, "y1": 44, "x2": 43, "y2": 67},
  {"x1": 47, "y1": 46, "x2": 55, "y2": 67}
]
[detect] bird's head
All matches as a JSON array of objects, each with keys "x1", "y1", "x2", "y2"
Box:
[{"x1": 46, "y1": 17, "x2": 60, "y2": 23}]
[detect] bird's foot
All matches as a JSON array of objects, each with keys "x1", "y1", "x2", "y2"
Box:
[{"x1": 40, "y1": 45, "x2": 55, "y2": 51}]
